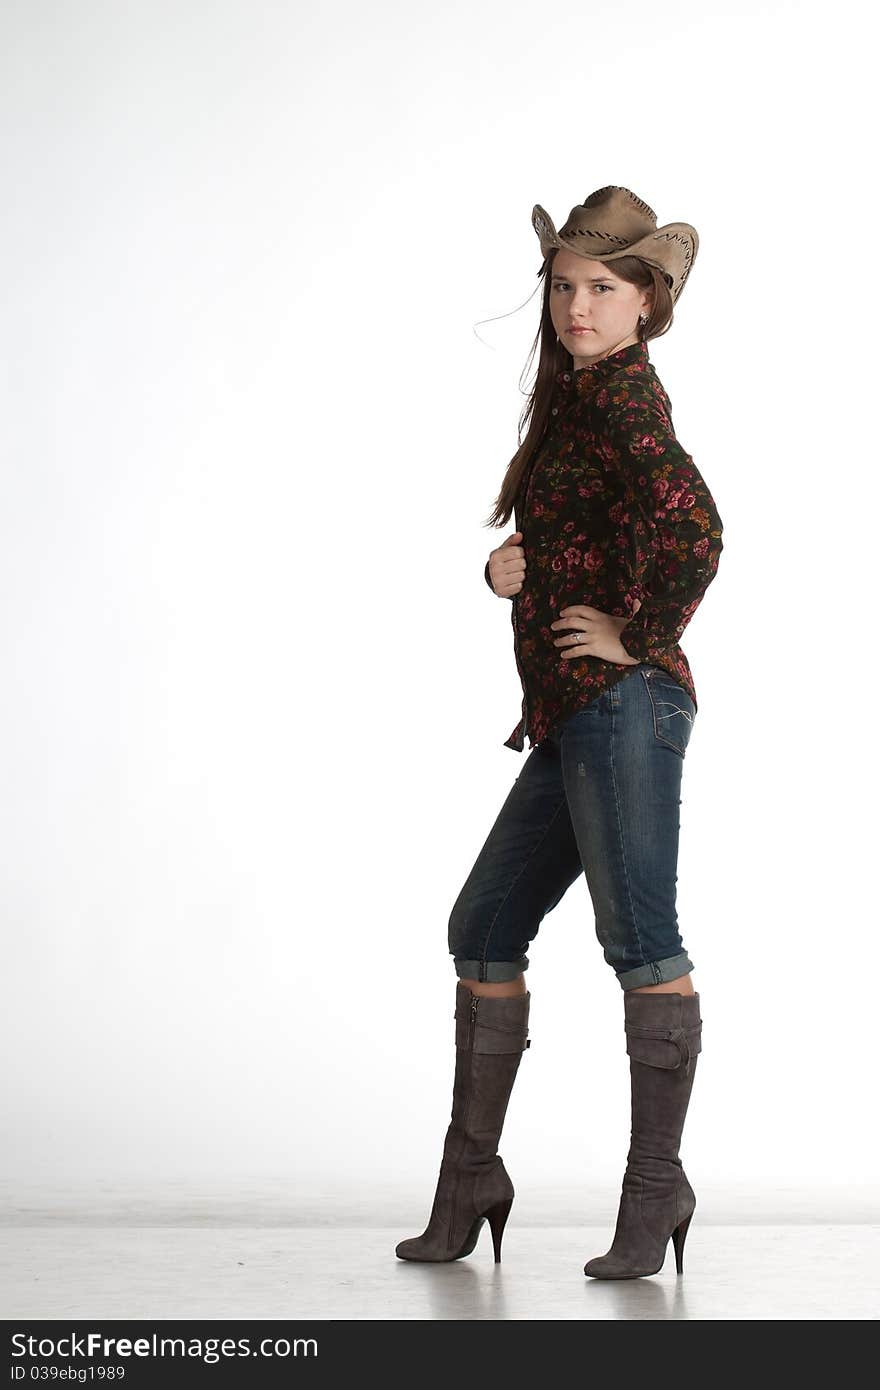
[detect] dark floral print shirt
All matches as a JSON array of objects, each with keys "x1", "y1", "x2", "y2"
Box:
[{"x1": 484, "y1": 339, "x2": 724, "y2": 752}]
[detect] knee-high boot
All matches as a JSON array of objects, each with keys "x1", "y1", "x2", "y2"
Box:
[
  {"x1": 395, "y1": 980, "x2": 531, "y2": 1263},
  {"x1": 584, "y1": 989, "x2": 702, "y2": 1279}
]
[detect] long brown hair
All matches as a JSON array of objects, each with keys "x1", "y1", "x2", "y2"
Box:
[{"x1": 483, "y1": 250, "x2": 675, "y2": 529}]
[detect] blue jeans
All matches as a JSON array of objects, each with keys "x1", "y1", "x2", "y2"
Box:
[{"x1": 448, "y1": 665, "x2": 697, "y2": 990}]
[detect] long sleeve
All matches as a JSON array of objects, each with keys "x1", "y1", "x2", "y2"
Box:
[{"x1": 603, "y1": 385, "x2": 724, "y2": 663}]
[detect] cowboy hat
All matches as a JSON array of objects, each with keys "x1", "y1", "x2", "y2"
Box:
[{"x1": 532, "y1": 185, "x2": 698, "y2": 304}]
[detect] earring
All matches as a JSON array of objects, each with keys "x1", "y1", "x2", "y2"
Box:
[{"x1": 556, "y1": 333, "x2": 561, "y2": 344}]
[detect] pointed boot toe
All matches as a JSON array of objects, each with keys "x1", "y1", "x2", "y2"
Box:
[{"x1": 583, "y1": 1253, "x2": 635, "y2": 1279}]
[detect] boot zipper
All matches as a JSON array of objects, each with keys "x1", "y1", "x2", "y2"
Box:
[{"x1": 447, "y1": 992, "x2": 479, "y2": 1252}]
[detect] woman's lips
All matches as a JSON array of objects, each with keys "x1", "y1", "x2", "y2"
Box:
[{"x1": 566, "y1": 327, "x2": 593, "y2": 334}]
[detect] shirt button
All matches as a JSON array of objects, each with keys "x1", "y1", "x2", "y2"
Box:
[
  {"x1": 551, "y1": 407, "x2": 558, "y2": 415},
  {"x1": 563, "y1": 373, "x2": 571, "y2": 382}
]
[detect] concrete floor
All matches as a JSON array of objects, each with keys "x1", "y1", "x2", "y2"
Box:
[{"x1": 2, "y1": 1224, "x2": 878, "y2": 1320}]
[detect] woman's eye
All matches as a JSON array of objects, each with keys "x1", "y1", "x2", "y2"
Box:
[{"x1": 552, "y1": 283, "x2": 611, "y2": 293}]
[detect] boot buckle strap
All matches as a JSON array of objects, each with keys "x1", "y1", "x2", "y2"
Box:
[
  {"x1": 625, "y1": 1022, "x2": 699, "y2": 1074},
  {"x1": 473, "y1": 1022, "x2": 531, "y2": 1054}
]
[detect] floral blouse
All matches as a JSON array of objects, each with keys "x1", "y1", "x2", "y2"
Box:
[{"x1": 484, "y1": 339, "x2": 724, "y2": 752}]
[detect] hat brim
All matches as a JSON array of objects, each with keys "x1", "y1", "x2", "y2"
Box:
[{"x1": 531, "y1": 204, "x2": 698, "y2": 302}]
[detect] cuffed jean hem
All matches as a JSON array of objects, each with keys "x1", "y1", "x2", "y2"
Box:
[
  {"x1": 615, "y1": 952, "x2": 695, "y2": 991},
  {"x1": 453, "y1": 956, "x2": 530, "y2": 983}
]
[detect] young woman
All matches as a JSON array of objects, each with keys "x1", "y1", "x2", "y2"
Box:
[{"x1": 395, "y1": 186, "x2": 724, "y2": 1280}]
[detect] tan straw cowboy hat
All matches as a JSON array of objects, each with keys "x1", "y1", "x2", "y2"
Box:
[{"x1": 532, "y1": 185, "x2": 699, "y2": 304}]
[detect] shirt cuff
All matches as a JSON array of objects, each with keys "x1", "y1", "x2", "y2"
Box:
[{"x1": 617, "y1": 622, "x2": 660, "y2": 663}]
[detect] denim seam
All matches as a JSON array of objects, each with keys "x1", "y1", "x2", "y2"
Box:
[
  {"x1": 478, "y1": 794, "x2": 571, "y2": 971},
  {"x1": 608, "y1": 682, "x2": 645, "y2": 964}
]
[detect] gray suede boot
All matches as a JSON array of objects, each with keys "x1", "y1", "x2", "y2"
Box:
[
  {"x1": 395, "y1": 980, "x2": 531, "y2": 1264},
  {"x1": 584, "y1": 990, "x2": 702, "y2": 1279}
]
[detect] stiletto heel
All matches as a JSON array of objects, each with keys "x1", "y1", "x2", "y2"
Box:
[
  {"x1": 486, "y1": 1196, "x2": 514, "y2": 1262},
  {"x1": 671, "y1": 1210, "x2": 693, "y2": 1274}
]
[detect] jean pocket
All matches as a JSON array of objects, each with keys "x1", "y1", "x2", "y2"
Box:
[{"x1": 641, "y1": 670, "x2": 696, "y2": 756}]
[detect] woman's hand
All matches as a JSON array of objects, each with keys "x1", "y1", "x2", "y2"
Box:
[
  {"x1": 487, "y1": 531, "x2": 526, "y2": 597},
  {"x1": 550, "y1": 601, "x2": 642, "y2": 666}
]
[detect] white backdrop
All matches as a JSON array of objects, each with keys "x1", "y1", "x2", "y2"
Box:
[{"x1": 1, "y1": 0, "x2": 875, "y2": 1224}]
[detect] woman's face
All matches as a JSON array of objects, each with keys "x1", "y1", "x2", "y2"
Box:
[{"x1": 548, "y1": 247, "x2": 653, "y2": 368}]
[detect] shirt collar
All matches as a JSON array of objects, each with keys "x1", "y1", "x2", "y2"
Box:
[{"x1": 553, "y1": 339, "x2": 651, "y2": 397}]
